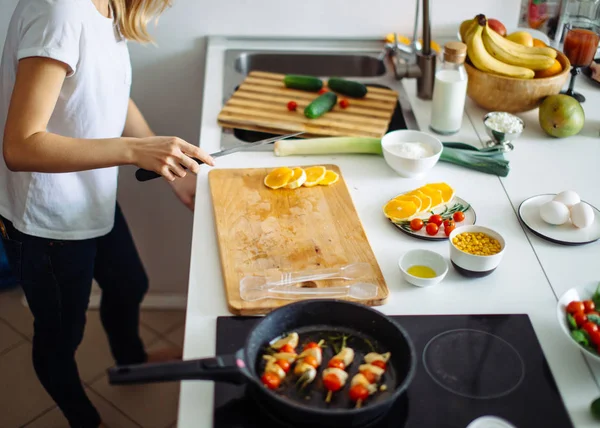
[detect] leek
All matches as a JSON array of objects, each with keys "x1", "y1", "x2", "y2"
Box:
[{"x1": 273, "y1": 137, "x2": 509, "y2": 177}]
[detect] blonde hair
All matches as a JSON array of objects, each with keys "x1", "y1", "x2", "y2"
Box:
[{"x1": 111, "y1": 0, "x2": 172, "y2": 43}]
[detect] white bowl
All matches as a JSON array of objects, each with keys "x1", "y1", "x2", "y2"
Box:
[
  {"x1": 557, "y1": 284, "x2": 600, "y2": 363},
  {"x1": 381, "y1": 130, "x2": 442, "y2": 179},
  {"x1": 399, "y1": 249, "x2": 448, "y2": 287},
  {"x1": 448, "y1": 225, "x2": 506, "y2": 278}
]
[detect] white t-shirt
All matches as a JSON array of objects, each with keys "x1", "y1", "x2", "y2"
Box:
[{"x1": 0, "y1": 0, "x2": 132, "y2": 240}]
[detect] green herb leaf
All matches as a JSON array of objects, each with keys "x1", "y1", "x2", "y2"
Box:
[
  {"x1": 593, "y1": 283, "x2": 600, "y2": 308},
  {"x1": 588, "y1": 314, "x2": 600, "y2": 326},
  {"x1": 567, "y1": 313, "x2": 578, "y2": 330},
  {"x1": 571, "y1": 329, "x2": 589, "y2": 347}
]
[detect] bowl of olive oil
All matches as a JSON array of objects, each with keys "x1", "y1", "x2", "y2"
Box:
[{"x1": 399, "y1": 249, "x2": 448, "y2": 287}]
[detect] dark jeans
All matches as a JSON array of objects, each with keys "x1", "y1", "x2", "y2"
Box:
[{"x1": 0, "y1": 204, "x2": 149, "y2": 428}]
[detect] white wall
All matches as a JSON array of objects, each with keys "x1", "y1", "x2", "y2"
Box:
[{"x1": 0, "y1": 0, "x2": 521, "y2": 295}]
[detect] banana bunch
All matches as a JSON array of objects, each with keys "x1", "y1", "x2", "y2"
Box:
[{"x1": 461, "y1": 15, "x2": 557, "y2": 79}]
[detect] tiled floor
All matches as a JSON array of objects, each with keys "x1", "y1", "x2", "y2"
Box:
[{"x1": 0, "y1": 286, "x2": 186, "y2": 428}]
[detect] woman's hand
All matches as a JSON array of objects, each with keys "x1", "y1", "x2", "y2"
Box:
[
  {"x1": 169, "y1": 174, "x2": 197, "y2": 211},
  {"x1": 129, "y1": 136, "x2": 214, "y2": 182}
]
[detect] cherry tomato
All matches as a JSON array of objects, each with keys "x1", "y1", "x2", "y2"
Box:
[
  {"x1": 261, "y1": 372, "x2": 281, "y2": 390},
  {"x1": 349, "y1": 384, "x2": 370, "y2": 402},
  {"x1": 410, "y1": 218, "x2": 424, "y2": 231},
  {"x1": 287, "y1": 101, "x2": 298, "y2": 111},
  {"x1": 371, "y1": 360, "x2": 387, "y2": 370},
  {"x1": 453, "y1": 211, "x2": 465, "y2": 222},
  {"x1": 443, "y1": 219, "x2": 452, "y2": 229},
  {"x1": 428, "y1": 214, "x2": 443, "y2": 226},
  {"x1": 590, "y1": 330, "x2": 600, "y2": 346},
  {"x1": 567, "y1": 301, "x2": 585, "y2": 315},
  {"x1": 444, "y1": 224, "x2": 456, "y2": 237},
  {"x1": 574, "y1": 311, "x2": 588, "y2": 328},
  {"x1": 318, "y1": 88, "x2": 328, "y2": 94},
  {"x1": 323, "y1": 373, "x2": 343, "y2": 392},
  {"x1": 303, "y1": 342, "x2": 320, "y2": 350},
  {"x1": 361, "y1": 370, "x2": 377, "y2": 384},
  {"x1": 276, "y1": 359, "x2": 290, "y2": 373},
  {"x1": 583, "y1": 321, "x2": 599, "y2": 336},
  {"x1": 280, "y1": 344, "x2": 296, "y2": 354},
  {"x1": 303, "y1": 355, "x2": 319, "y2": 368},
  {"x1": 584, "y1": 300, "x2": 596, "y2": 313},
  {"x1": 339, "y1": 99, "x2": 350, "y2": 109},
  {"x1": 328, "y1": 359, "x2": 345, "y2": 370},
  {"x1": 425, "y1": 223, "x2": 439, "y2": 236}
]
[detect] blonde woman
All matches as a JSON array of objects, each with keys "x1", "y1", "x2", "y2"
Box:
[{"x1": 0, "y1": 0, "x2": 210, "y2": 426}]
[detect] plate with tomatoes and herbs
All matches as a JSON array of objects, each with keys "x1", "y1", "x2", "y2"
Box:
[{"x1": 557, "y1": 282, "x2": 600, "y2": 362}]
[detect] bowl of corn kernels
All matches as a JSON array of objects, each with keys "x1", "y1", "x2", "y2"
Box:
[{"x1": 448, "y1": 225, "x2": 506, "y2": 278}]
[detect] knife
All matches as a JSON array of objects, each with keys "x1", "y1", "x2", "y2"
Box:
[{"x1": 135, "y1": 131, "x2": 305, "y2": 182}]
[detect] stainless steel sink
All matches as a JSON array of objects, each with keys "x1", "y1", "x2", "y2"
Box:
[{"x1": 220, "y1": 48, "x2": 418, "y2": 151}]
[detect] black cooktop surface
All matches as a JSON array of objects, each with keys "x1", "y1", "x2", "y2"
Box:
[{"x1": 213, "y1": 314, "x2": 573, "y2": 428}]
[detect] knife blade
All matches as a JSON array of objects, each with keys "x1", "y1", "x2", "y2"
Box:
[{"x1": 135, "y1": 131, "x2": 304, "y2": 182}]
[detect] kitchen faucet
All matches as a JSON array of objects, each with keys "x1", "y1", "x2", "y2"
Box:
[{"x1": 382, "y1": 0, "x2": 436, "y2": 100}]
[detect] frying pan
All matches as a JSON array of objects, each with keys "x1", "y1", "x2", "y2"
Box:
[{"x1": 108, "y1": 300, "x2": 416, "y2": 427}]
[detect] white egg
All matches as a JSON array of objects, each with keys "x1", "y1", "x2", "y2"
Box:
[
  {"x1": 570, "y1": 202, "x2": 594, "y2": 229},
  {"x1": 553, "y1": 190, "x2": 580, "y2": 208},
  {"x1": 539, "y1": 201, "x2": 570, "y2": 225}
]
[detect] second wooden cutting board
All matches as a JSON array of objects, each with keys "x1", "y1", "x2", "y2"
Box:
[{"x1": 208, "y1": 164, "x2": 388, "y2": 315}]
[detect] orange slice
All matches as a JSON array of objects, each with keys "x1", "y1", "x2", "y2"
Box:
[
  {"x1": 383, "y1": 199, "x2": 420, "y2": 221},
  {"x1": 424, "y1": 182, "x2": 455, "y2": 204},
  {"x1": 407, "y1": 190, "x2": 432, "y2": 213},
  {"x1": 285, "y1": 167, "x2": 307, "y2": 189},
  {"x1": 303, "y1": 166, "x2": 327, "y2": 187},
  {"x1": 418, "y1": 186, "x2": 444, "y2": 209},
  {"x1": 319, "y1": 170, "x2": 339, "y2": 186},
  {"x1": 264, "y1": 167, "x2": 294, "y2": 189},
  {"x1": 393, "y1": 194, "x2": 422, "y2": 213}
]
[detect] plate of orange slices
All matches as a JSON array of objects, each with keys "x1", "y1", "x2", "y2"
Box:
[{"x1": 383, "y1": 183, "x2": 476, "y2": 241}]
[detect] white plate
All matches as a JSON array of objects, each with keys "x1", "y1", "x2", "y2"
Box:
[
  {"x1": 518, "y1": 194, "x2": 600, "y2": 245},
  {"x1": 556, "y1": 284, "x2": 600, "y2": 364},
  {"x1": 390, "y1": 196, "x2": 476, "y2": 241}
]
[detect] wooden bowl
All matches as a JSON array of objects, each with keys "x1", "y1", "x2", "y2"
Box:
[{"x1": 465, "y1": 50, "x2": 571, "y2": 113}]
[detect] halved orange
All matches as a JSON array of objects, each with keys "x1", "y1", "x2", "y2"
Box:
[
  {"x1": 285, "y1": 167, "x2": 307, "y2": 189},
  {"x1": 424, "y1": 182, "x2": 455, "y2": 204},
  {"x1": 393, "y1": 194, "x2": 422, "y2": 213},
  {"x1": 303, "y1": 166, "x2": 327, "y2": 187},
  {"x1": 407, "y1": 190, "x2": 432, "y2": 213},
  {"x1": 319, "y1": 170, "x2": 339, "y2": 186},
  {"x1": 383, "y1": 199, "x2": 419, "y2": 221},
  {"x1": 418, "y1": 186, "x2": 444, "y2": 209},
  {"x1": 264, "y1": 167, "x2": 294, "y2": 189}
]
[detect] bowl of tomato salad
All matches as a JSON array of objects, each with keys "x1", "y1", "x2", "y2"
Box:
[{"x1": 557, "y1": 282, "x2": 600, "y2": 362}]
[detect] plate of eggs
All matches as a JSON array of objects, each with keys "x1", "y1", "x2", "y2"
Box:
[{"x1": 518, "y1": 191, "x2": 600, "y2": 245}]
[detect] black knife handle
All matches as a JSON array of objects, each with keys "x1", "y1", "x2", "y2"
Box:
[{"x1": 135, "y1": 159, "x2": 205, "y2": 182}]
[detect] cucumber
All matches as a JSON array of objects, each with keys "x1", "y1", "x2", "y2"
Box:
[
  {"x1": 591, "y1": 397, "x2": 600, "y2": 420},
  {"x1": 304, "y1": 92, "x2": 337, "y2": 119},
  {"x1": 283, "y1": 75, "x2": 323, "y2": 92},
  {"x1": 327, "y1": 77, "x2": 368, "y2": 98}
]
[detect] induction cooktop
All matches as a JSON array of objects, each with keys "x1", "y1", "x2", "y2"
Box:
[{"x1": 213, "y1": 314, "x2": 573, "y2": 428}]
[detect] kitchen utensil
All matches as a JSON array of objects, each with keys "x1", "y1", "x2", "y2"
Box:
[
  {"x1": 381, "y1": 130, "x2": 442, "y2": 178},
  {"x1": 518, "y1": 194, "x2": 600, "y2": 245},
  {"x1": 240, "y1": 262, "x2": 372, "y2": 289},
  {"x1": 208, "y1": 164, "x2": 388, "y2": 315},
  {"x1": 217, "y1": 71, "x2": 398, "y2": 139},
  {"x1": 108, "y1": 299, "x2": 416, "y2": 428},
  {"x1": 448, "y1": 225, "x2": 506, "y2": 278},
  {"x1": 398, "y1": 249, "x2": 448, "y2": 287},
  {"x1": 556, "y1": 284, "x2": 600, "y2": 363},
  {"x1": 135, "y1": 131, "x2": 304, "y2": 182},
  {"x1": 482, "y1": 112, "x2": 524, "y2": 152},
  {"x1": 561, "y1": 22, "x2": 600, "y2": 102},
  {"x1": 240, "y1": 281, "x2": 379, "y2": 302},
  {"x1": 390, "y1": 195, "x2": 476, "y2": 241},
  {"x1": 464, "y1": 51, "x2": 570, "y2": 113}
]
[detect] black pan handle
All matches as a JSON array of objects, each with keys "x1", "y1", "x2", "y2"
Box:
[
  {"x1": 135, "y1": 159, "x2": 206, "y2": 182},
  {"x1": 107, "y1": 352, "x2": 247, "y2": 385}
]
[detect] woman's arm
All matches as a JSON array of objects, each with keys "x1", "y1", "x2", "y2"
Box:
[
  {"x1": 123, "y1": 98, "x2": 155, "y2": 138},
  {"x1": 3, "y1": 57, "x2": 213, "y2": 181}
]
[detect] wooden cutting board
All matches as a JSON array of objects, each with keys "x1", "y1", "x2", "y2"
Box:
[
  {"x1": 217, "y1": 71, "x2": 398, "y2": 139},
  {"x1": 209, "y1": 165, "x2": 388, "y2": 315}
]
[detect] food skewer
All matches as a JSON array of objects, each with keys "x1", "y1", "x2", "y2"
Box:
[
  {"x1": 349, "y1": 351, "x2": 390, "y2": 408},
  {"x1": 261, "y1": 332, "x2": 299, "y2": 390},
  {"x1": 294, "y1": 339, "x2": 325, "y2": 388},
  {"x1": 323, "y1": 345, "x2": 355, "y2": 403}
]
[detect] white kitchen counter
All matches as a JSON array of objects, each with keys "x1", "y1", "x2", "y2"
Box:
[{"x1": 177, "y1": 37, "x2": 600, "y2": 427}]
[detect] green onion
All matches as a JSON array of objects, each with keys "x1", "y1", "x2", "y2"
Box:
[{"x1": 274, "y1": 137, "x2": 383, "y2": 157}]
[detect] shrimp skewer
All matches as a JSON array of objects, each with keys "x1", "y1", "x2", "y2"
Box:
[
  {"x1": 323, "y1": 346, "x2": 355, "y2": 403},
  {"x1": 294, "y1": 340, "x2": 325, "y2": 388},
  {"x1": 261, "y1": 333, "x2": 299, "y2": 390},
  {"x1": 349, "y1": 352, "x2": 391, "y2": 408}
]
